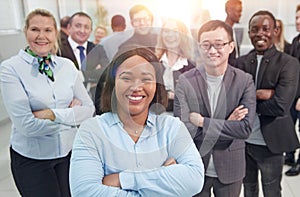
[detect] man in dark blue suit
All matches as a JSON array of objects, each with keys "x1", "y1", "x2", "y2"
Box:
[
  {"x1": 58, "y1": 12, "x2": 95, "y2": 71},
  {"x1": 59, "y1": 12, "x2": 109, "y2": 101}
]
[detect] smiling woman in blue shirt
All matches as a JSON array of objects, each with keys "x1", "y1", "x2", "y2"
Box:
[
  {"x1": 69, "y1": 47, "x2": 204, "y2": 196},
  {"x1": 0, "y1": 9, "x2": 94, "y2": 197}
]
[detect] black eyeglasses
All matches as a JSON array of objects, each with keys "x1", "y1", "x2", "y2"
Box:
[{"x1": 198, "y1": 41, "x2": 232, "y2": 50}]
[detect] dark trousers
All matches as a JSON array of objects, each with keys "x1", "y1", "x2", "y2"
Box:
[
  {"x1": 10, "y1": 147, "x2": 71, "y2": 197},
  {"x1": 243, "y1": 143, "x2": 283, "y2": 197},
  {"x1": 194, "y1": 176, "x2": 242, "y2": 197},
  {"x1": 286, "y1": 104, "x2": 300, "y2": 163}
]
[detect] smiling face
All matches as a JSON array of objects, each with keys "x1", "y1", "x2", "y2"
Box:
[
  {"x1": 198, "y1": 27, "x2": 234, "y2": 75},
  {"x1": 68, "y1": 14, "x2": 92, "y2": 45},
  {"x1": 25, "y1": 15, "x2": 57, "y2": 57},
  {"x1": 94, "y1": 27, "x2": 107, "y2": 43},
  {"x1": 115, "y1": 55, "x2": 156, "y2": 119},
  {"x1": 274, "y1": 20, "x2": 282, "y2": 39},
  {"x1": 162, "y1": 20, "x2": 181, "y2": 50},
  {"x1": 131, "y1": 10, "x2": 152, "y2": 35},
  {"x1": 248, "y1": 14, "x2": 276, "y2": 54}
]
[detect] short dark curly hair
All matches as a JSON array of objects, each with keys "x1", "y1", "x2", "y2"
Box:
[{"x1": 248, "y1": 10, "x2": 276, "y2": 29}]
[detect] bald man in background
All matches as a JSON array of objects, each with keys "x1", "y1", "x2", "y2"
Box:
[{"x1": 225, "y1": 0, "x2": 243, "y2": 65}]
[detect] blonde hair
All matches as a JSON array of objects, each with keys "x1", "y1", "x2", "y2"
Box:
[
  {"x1": 155, "y1": 18, "x2": 194, "y2": 61},
  {"x1": 24, "y1": 9, "x2": 59, "y2": 54},
  {"x1": 275, "y1": 19, "x2": 287, "y2": 52},
  {"x1": 94, "y1": 25, "x2": 108, "y2": 35}
]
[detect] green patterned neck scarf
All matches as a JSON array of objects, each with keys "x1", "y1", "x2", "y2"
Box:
[{"x1": 25, "y1": 47, "x2": 55, "y2": 82}]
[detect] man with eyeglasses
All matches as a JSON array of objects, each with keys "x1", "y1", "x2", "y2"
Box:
[
  {"x1": 118, "y1": 4, "x2": 157, "y2": 53},
  {"x1": 174, "y1": 20, "x2": 256, "y2": 197},
  {"x1": 235, "y1": 10, "x2": 299, "y2": 197}
]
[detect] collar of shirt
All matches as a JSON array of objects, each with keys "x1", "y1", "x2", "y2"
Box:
[
  {"x1": 20, "y1": 49, "x2": 57, "y2": 69},
  {"x1": 68, "y1": 37, "x2": 88, "y2": 69},
  {"x1": 160, "y1": 53, "x2": 188, "y2": 71},
  {"x1": 108, "y1": 112, "x2": 156, "y2": 136},
  {"x1": 68, "y1": 36, "x2": 88, "y2": 51}
]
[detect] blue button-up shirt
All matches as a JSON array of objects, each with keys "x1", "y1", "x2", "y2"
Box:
[
  {"x1": 70, "y1": 112, "x2": 204, "y2": 196},
  {"x1": 0, "y1": 49, "x2": 95, "y2": 159}
]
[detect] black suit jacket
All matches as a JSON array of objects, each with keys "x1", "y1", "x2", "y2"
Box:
[
  {"x1": 235, "y1": 46, "x2": 300, "y2": 154},
  {"x1": 59, "y1": 30, "x2": 68, "y2": 44},
  {"x1": 58, "y1": 39, "x2": 95, "y2": 70},
  {"x1": 288, "y1": 34, "x2": 300, "y2": 99},
  {"x1": 289, "y1": 34, "x2": 300, "y2": 61}
]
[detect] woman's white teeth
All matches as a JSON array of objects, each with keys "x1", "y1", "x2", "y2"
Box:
[{"x1": 128, "y1": 96, "x2": 143, "y2": 100}]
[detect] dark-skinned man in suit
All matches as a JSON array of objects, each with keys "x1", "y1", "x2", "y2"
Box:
[{"x1": 235, "y1": 10, "x2": 300, "y2": 197}]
